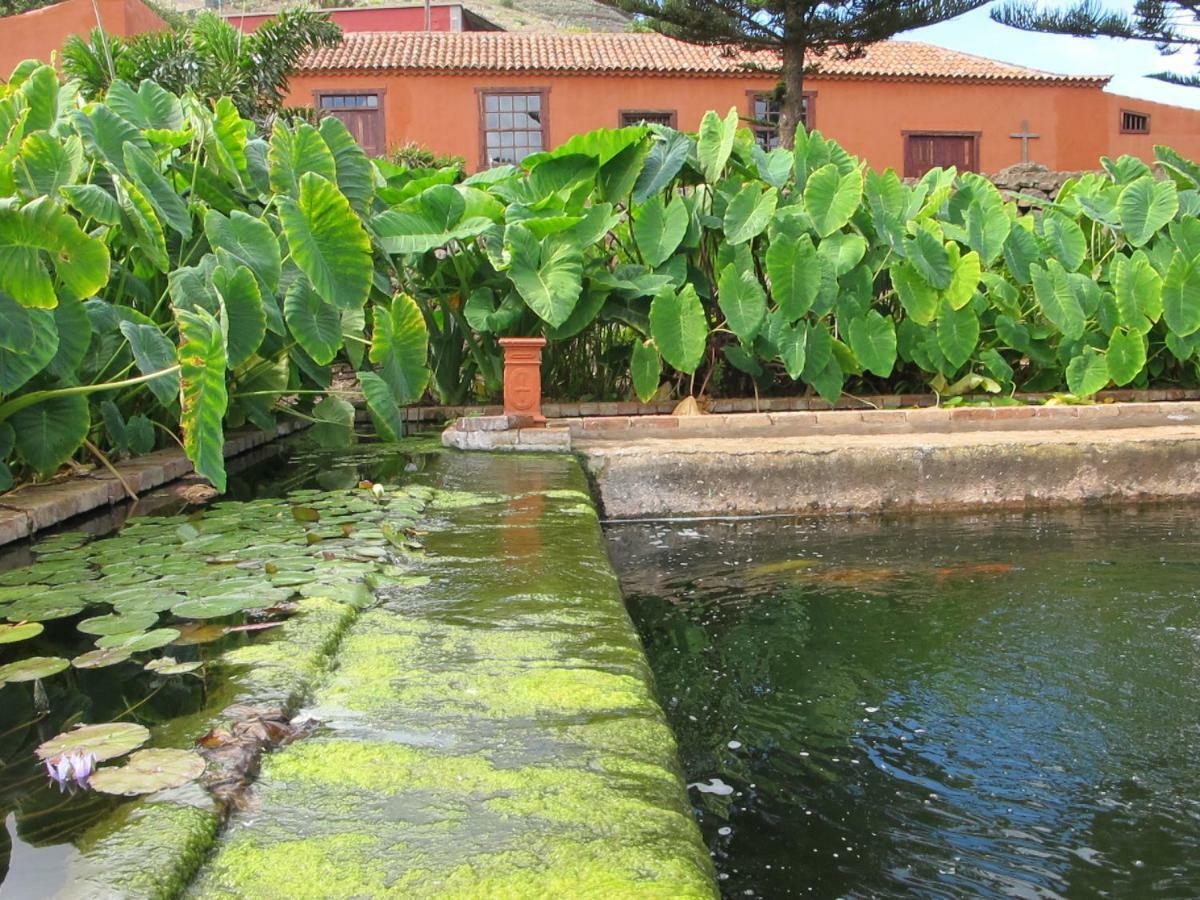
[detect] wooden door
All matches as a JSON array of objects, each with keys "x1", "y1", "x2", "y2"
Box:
[
  {"x1": 903, "y1": 133, "x2": 979, "y2": 178},
  {"x1": 315, "y1": 92, "x2": 385, "y2": 157}
]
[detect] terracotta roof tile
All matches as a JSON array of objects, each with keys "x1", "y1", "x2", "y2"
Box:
[{"x1": 299, "y1": 32, "x2": 1110, "y2": 86}]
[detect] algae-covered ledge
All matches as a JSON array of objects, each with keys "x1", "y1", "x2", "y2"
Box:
[{"x1": 186, "y1": 452, "x2": 716, "y2": 899}]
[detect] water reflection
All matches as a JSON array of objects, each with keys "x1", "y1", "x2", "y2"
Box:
[{"x1": 608, "y1": 507, "x2": 1200, "y2": 898}]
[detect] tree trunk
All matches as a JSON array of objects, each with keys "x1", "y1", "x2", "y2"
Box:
[{"x1": 778, "y1": 40, "x2": 806, "y2": 150}]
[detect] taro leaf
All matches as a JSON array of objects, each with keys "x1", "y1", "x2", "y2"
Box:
[
  {"x1": 0, "y1": 196, "x2": 110, "y2": 308},
  {"x1": 1118, "y1": 175, "x2": 1178, "y2": 247},
  {"x1": 804, "y1": 164, "x2": 863, "y2": 238},
  {"x1": 120, "y1": 322, "x2": 180, "y2": 406},
  {"x1": 310, "y1": 396, "x2": 356, "y2": 448},
  {"x1": 723, "y1": 183, "x2": 777, "y2": 246},
  {"x1": 15, "y1": 132, "x2": 83, "y2": 198},
  {"x1": 11, "y1": 394, "x2": 90, "y2": 477},
  {"x1": 767, "y1": 233, "x2": 820, "y2": 321},
  {"x1": 212, "y1": 263, "x2": 265, "y2": 369},
  {"x1": 964, "y1": 189, "x2": 1012, "y2": 266},
  {"x1": 1003, "y1": 224, "x2": 1041, "y2": 285},
  {"x1": 203, "y1": 210, "x2": 281, "y2": 296},
  {"x1": 630, "y1": 339, "x2": 661, "y2": 404},
  {"x1": 1113, "y1": 251, "x2": 1163, "y2": 335},
  {"x1": 716, "y1": 264, "x2": 765, "y2": 344},
  {"x1": 358, "y1": 371, "x2": 404, "y2": 442},
  {"x1": 47, "y1": 296, "x2": 93, "y2": 382},
  {"x1": 633, "y1": 194, "x2": 688, "y2": 268},
  {"x1": 61, "y1": 184, "x2": 122, "y2": 227},
  {"x1": 936, "y1": 298, "x2": 980, "y2": 369},
  {"x1": 268, "y1": 121, "x2": 337, "y2": 199},
  {"x1": 776, "y1": 321, "x2": 806, "y2": 380},
  {"x1": 1031, "y1": 260, "x2": 1086, "y2": 340},
  {"x1": 464, "y1": 288, "x2": 524, "y2": 335},
  {"x1": 505, "y1": 225, "x2": 583, "y2": 328},
  {"x1": 943, "y1": 249, "x2": 982, "y2": 311},
  {"x1": 632, "y1": 129, "x2": 691, "y2": 203},
  {"x1": 114, "y1": 173, "x2": 169, "y2": 273},
  {"x1": 77, "y1": 612, "x2": 159, "y2": 636},
  {"x1": 5, "y1": 595, "x2": 85, "y2": 622},
  {"x1": 1041, "y1": 212, "x2": 1086, "y2": 272},
  {"x1": 905, "y1": 223, "x2": 952, "y2": 290},
  {"x1": 36, "y1": 722, "x2": 149, "y2": 762},
  {"x1": 96, "y1": 628, "x2": 181, "y2": 652},
  {"x1": 0, "y1": 307, "x2": 56, "y2": 394},
  {"x1": 0, "y1": 656, "x2": 68, "y2": 682},
  {"x1": 847, "y1": 311, "x2": 897, "y2": 378},
  {"x1": 649, "y1": 284, "x2": 706, "y2": 375},
  {"x1": 106, "y1": 79, "x2": 183, "y2": 131},
  {"x1": 90, "y1": 748, "x2": 206, "y2": 796},
  {"x1": 72, "y1": 648, "x2": 134, "y2": 669},
  {"x1": 1106, "y1": 327, "x2": 1146, "y2": 386},
  {"x1": 0, "y1": 622, "x2": 42, "y2": 644},
  {"x1": 144, "y1": 657, "x2": 203, "y2": 676},
  {"x1": 369, "y1": 293, "x2": 429, "y2": 405},
  {"x1": 1066, "y1": 347, "x2": 1110, "y2": 397},
  {"x1": 177, "y1": 308, "x2": 228, "y2": 493},
  {"x1": 124, "y1": 143, "x2": 191, "y2": 239},
  {"x1": 171, "y1": 597, "x2": 247, "y2": 619},
  {"x1": 1163, "y1": 251, "x2": 1200, "y2": 337},
  {"x1": 279, "y1": 172, "x2": 372, "y2": 311},
  {"x1": 127, "y1": 415, "x2": 155, "y2": 455},
  {"x1": 284, "y1": 278, "x2": 342, "y2": 365},
  {"x1": 0, "y1": 292, "x2": 33, "y2": 351},
  {"x1": 696, "y1": 107, "x2": 738, "y2": 183},
  {"x1": 890, "y1": 262, "x2": 938, "y2": 326},
  {"x1": 318, "y1": 115, "x2": 373, "y2": 206}
]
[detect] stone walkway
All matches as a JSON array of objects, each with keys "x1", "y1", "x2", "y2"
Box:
[{"x1": 187, "y1": 453, "x2": 713, "y2": 898}]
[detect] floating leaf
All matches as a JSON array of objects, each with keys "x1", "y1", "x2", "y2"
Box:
[
  {"x1": 170, "y1": 597, "x2": 249, "y2": 619},
  {"x1": 77, "y1": 612, "x2": 159, "y2": 636},
  {"x1": 0, "y1": 622, "x2": 43, "y2": 644},
  {"x1": 37, "y1": 722, "x2": 150, "y2": 762},
  {"x1": 5, "y1": 595, "x2": 86, "y2": 622},
  {"x1": 0, "y1": 656, "x2": 67, "y2": 682},
  {"x1": 144, "y1": 657, "x2": 203, "y2": 676},
  {"x1": 90, "y1": 748, "x2": 206, "y2": 796},
  {"x1": 172, "y1": 623, "x2": 230, "y2": 646},
  {"x1": 72, "y1": 648, "x2": 134, "y2": 670},
  {"x1": 96, "y1": 628, "x2": 181, "y2": 652}
]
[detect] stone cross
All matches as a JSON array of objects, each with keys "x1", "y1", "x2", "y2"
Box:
[{"x1": 1009, "y1": 120, "x2": 1040, "y2": 163}]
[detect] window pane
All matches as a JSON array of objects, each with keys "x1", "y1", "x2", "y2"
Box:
[
  {"x1": 367, "y1": 95, "x2": 378, "y2": 108},
  {"x1": 499, "y1": 94, "x2": 512, "y2": 112},
  {"x1": 481, "y1": 93, "x2": 544, "y2": 168},
  {"x1": 485, "y1": 95, "x2": 499, "y2": 112},
  {"x1": 486, "y1": 112, "x2": 499, "y2": 128},
  {"x1": 528, "y1": 94, "x2": 540, "y2": 112},
  {"x1": 513, "y1": 95, "x2": 526, "y2": 112}
]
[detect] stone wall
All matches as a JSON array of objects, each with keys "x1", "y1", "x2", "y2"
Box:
[{"x1": 988, "y1": 162, "x2": 1084, "y2": 207}]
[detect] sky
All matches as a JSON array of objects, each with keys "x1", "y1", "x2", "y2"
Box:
[{"x1": 904, "y1": 1, "x2": 1200, "y2": 110}]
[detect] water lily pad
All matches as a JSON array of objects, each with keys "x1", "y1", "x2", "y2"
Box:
[
  {"x1": 72, "y1": 648, "x2": 134, "y2": 669},
  {"x1": 170, "y1": 597, "x2": 249, "y2": 619},
  {"x1": 144, "y1": 657, "x2": 203, "y2": 675},
  {"x1": 171, "y1": 623, "x2": 230, "y2": 646},
  {"x1": 37, "y1": 722, "x2": 150, "y2": 762},
  {"x1": 77, "y1": 612, "x2": 160, "y2": 636},
  {"x1": 95, "y1": 628, "x2": 181, "y2": 652},
  {"x1": 0, "y1": 622, "x2": 43, "y2": 644},
  {"x1": 5, "y1": 596, "x2": 86, "y2": 622},
  {"x1": 90, "y1": 748, "x2": 206, "y2": 795},
  {"x1": 0, "y1": 656, "x2": 68, "y2": 681}
]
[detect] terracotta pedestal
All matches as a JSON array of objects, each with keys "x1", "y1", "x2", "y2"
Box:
[{"x1": 499, "y1": 337, "x2": 547, "y2": 426}]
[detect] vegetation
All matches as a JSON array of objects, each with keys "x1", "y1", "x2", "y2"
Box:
[
  {"x1": 993, "y1": 0, "x2": 1200, "y2": 88},
  {"x1": 61, "y1": 9, "x2": 341, "y2": 122},
  {"x1": 600, "y1": 0, "x2": 988, "y2": 146}
]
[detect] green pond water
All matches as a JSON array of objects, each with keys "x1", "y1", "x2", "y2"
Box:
[
  {"x1": 608, "y1": 506, "x2": 1200, "y2": 898},
  {"x1": 0, "y1": 436, "x2": 438, "y2": 898}
]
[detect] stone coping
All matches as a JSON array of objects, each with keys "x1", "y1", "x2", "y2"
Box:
[
  {"x1": 404, "y1": 387, "x2": 1200, "y2": 423},
  {"x1": 0, "y1": 421, "x2": 306, "y2": 547}
]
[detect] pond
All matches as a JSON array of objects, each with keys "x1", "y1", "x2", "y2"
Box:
[
  {"x1": 609, "y1": 506, "x2": 1200, "y2": 898},
  {"x1": 0, "y1": 436, "x2": 439, "y2": 897}
]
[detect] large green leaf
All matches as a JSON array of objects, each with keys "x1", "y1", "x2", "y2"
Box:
[
  {"x1": 106, "y1": 80, "x2": 183, "y2": 131},
  {"x1": 1164, "y1": 250, "x2": 1200, "y2": 337},
  {"x1": 1066, "y1": 347, "x2": 1109, "y2": 396},
  {"x1": 1112, "y1": 250, "x2": 1163, "y2": 335},
  {"x1": 369, "y1": 293, "x2": 429, "y2": 405},
  {"x1": 767, "y1": 233, "x2": 820, "y2": 321},
  {"x1": 14, "y1": 132, "x2": 83, "y2": 198},
  {"x1": 358, "y1": 370, "x2": 404, "y2": 441},
  {"x1": 310, "y1": 395, "x2": 355, "y2": 448},
  {"x1": 212, "y1": 264, "x2": 265, "y2": 368},
  {"x1": 9, "y1": 393, "x2": 89, "y2": 477},
  {"x1": 632, "y1": 130, "x2": 690, "y2": 203},
  {"x1": 936, "y1": 297, "x2": 979, "y2": 369},
  {"x1": 0, "y1": 308, "x2": 56, "y2": 392},
  {"x1": 284, "y1": 278, "x2": 342, "y2": 365},
  {"x1": 890, "y1": 262, "x2": 938, "y2": 325},
  {"x1": 804, "y1": 163, "x2": 863, "y2": 238},
  {"x1": 124, "y1": 143, "x2": 192, "y2": 239},
  {"x1": 0, "y1": 198, "x2": 110, "y2": 307},
  {"x1": 318, "y1": 115, "x2": 374, "y2": 206},
  {"x1": 964, "y1": 188, "x2": 1012, "y2": 265},
  {"x1": 847, "y1": 310, "x2": 897, "y2": 378},
  {"x1": 374, "y1": 185, "x2": 491, "y2": 255},
  {"x1": 633, "y1": 194, "x2": 687, "y2": 268},
  {"x1": 268, "y1": 121, "x2": 337, "y2": 198},
  {"x1": 61, "y1": 184, "x2": 122, "y2": 227},
  {"x1": 943, "y1": 248, "x2": 982, "y2": 310},
  {"x1": 203, "y1": 210, "x2": 281, "y2": 296},
  {"x1": 176, "y1": 308, "x2": 228, "y2": 492},
  {"x1": 505, "y1": 225, "x2": 583, "y2": 328},
  {"x1": 717, "y1": 263, "x2": 767, "y2": 343},
  {"x1": 0, "y1": 292, "x2": 33, "y2": 352},
  {"x1": 73, "y1": 105, "x2": 150, "y2": 178},
  {"x1": 1041, "y1": 212, "x2": 1086, "y2": 271},
  {"x1": 724, "y1": 183, "x2": 777, "y2": 245},
  {"x1": 696, "y1": 107, "x2": 738, "y2": 183},
  {"x1": 17, "y1": 64, "x2": 60, "y2": 134},
  {"x1": 630, "y1": 339, "x2": 661, "y2": 403},
  {"x1": 1106, "y1": 327, "x2": 1145, "y2": 386},
  {"x1": 1118, "y1": 175, "x2": 1179, "y2": 247},
  {"x1": 649, "y1": 284, "x2": 707, "y2": 374},
  {"x1": 114, "y1": 173, "x2": 169, "y2": 273},
  {"x1": 47, "y1": 296, "x2": 91, "y2": 381},
  {"x1": 1031, "y1": 259, "x2": 1086, "y2": 339},
  {"x1": 279, "y1": 173, "x2": 373, "y2": 311},
  {"x1": 119, "y1": 322, "x2": 179, "y2": 406},
  {"x1": 904, "y1": 222, "x2": 952, "y2": 290}
]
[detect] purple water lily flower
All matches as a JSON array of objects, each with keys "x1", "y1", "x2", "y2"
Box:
[
  {"x1": 72, "y1": 752, "x2": 96, "y2": 786},
  {"x1": 45, "y1": 751, "x2": 97, "y2": 790}
]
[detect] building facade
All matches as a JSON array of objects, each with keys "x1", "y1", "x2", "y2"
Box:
[{"x1": 289, "y1": 31, "x2": 1200, "y2": 172}]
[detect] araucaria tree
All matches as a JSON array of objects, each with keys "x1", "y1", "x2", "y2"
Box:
[
  {"x1": 605, "y1": 0, "x2": 989, "y2": 145},
  {"x1": 993, "y1": 0, "x2": 1200, "y2": 87}
]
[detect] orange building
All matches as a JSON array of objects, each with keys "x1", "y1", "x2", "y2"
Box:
[
  {"x1": 291, "y1": 31, "x2": 1200, "y2": 174},
  {"x1": 0, "y1": 0, "x2": 165, "y2": 78}
]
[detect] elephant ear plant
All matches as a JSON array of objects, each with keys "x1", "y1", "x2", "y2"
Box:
[{"x1": 0, "y1": 62, "x2": 428, "y2": 493}]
